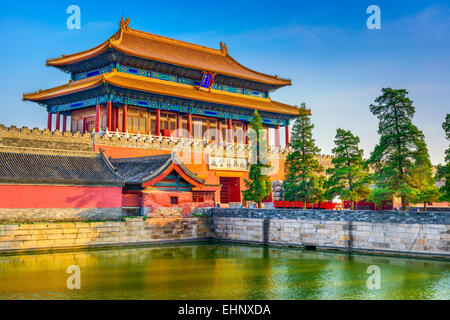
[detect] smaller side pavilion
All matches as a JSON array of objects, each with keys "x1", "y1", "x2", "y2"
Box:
[
  {"x1": 0, "y1": 147, "x2": 124, "y2": 222},
  {"x1": 111, "y1": 154, "x2": 219, "y2": 216}
]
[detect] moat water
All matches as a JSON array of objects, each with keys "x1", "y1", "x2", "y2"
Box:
[{"x1": 0, "y1": 243, "x2": 448, "y2": 300}]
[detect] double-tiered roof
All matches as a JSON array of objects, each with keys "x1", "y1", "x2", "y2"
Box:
[{"x1": 23, "y1": 18, "x2": 303, "y2": 126}]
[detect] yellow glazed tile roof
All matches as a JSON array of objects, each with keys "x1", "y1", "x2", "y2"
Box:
[
  {"x1": 46, "y1": 18, "x2": 291, "y2": 86},
  {"x1": 23, "y1": 71, "x2": 301, "y2": 116}
]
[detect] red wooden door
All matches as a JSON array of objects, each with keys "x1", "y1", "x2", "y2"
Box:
[
  {"x1": 220, "y1": 177, "x2": 241, "y2": 203},
  {"x1": 84, "y1": 116, "x2": 95, "y2": 133},
  {"x1": 229, "y1": 177, "x2": 241, "y2": 202},
  {"x1": 219, "y1": 177, "x2": 229, "y2": 203}
]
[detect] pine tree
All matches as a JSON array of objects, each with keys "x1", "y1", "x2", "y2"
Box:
[
  {"x1": 368, "y1": 88, "x2": 436, "y2": 211},
  {"x1": 242, "y1": 110, "x2": 271, "y2": 208},
  {"x1": 325, "y1": 129, "x2": 371, "y2": 210},
  {"x1": 413, "y1": 185, "x2": 441, "y2": 211},
  {"x1": 283, "y1": 105, "x2": 324, "y2": 209},
  {"x1": 435, "y1": 114, "x2": 450, "y2": 202}
]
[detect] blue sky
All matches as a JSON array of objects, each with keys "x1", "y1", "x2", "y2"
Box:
[{"x1": 0, "y1": 0, "x2": 448, "y2": 164}]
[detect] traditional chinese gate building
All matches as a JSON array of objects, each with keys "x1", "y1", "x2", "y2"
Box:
[{"x1": 23, "y1": 18, "x2": 302, "y2": 209}]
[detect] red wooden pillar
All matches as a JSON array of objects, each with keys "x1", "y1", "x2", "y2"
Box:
[
  {"x1": 155, "y1": 109, "x2": 161, "y2": 136},
  {"x1": 95, "y1": 104, "x2": 101, "y2": 132},
  {"x1": 275, "y1": 125, "x2": 280, "y2": 147},
  {"x1": 115, "y1": 107, "x2": 119, "y2": 131},
  {"x1": 244, "y1": 123, "x2": 249, "y2": 145},
  {"x1": 111, "y1": 103, "x2": 116, "y2": 131},
  {"x1": 285, "y1": 125, "x2": 290, "y2": 147},
  {"x1": 227, "y1": 118, "x2": 232, "y2": 143},
  {"x1": 146, "y1": 110, "x2": 151, "y2": 135},
  {"x1": 47, "y1": 113, "x2": 52, "y2": 131},
  {"x1": 176, "y1": 113, "x2": 181, "y2": 137},
  {"x1": 55, "y1": 112, "x2": 61, "y2": 131},
  {"x1": 106, "y1": 101, "x2": 112, "y2": 131},
  {"x1": 62, "y1": 115, "x2": 67, "y2": 133},
  {"x1": 122, "y1": 104, "x2": 127, "y2": 132},
  {"x1": 217, "y1": 118, "x2": 221, "y2": 144},
  {"x1": 187, "y1": 113, "x2": 192, "y2": 138}
]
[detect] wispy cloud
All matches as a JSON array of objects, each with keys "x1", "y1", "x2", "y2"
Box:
[{"x1": 386, "y1": 4, "x2": 450, "y2": 43}]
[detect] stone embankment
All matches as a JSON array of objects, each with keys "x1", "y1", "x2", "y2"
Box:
[{"x1": 0, "y1": 209, "x2": 448, "y2": 258}]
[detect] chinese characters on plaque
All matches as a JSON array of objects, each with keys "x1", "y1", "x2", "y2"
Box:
[{"x1": 208, "y1": 156, "x2": 248, "y2": 172}]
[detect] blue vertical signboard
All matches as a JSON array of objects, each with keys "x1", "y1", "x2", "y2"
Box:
[{"x1": 200, "y1": 72, "x2": 213, "y2": 89}]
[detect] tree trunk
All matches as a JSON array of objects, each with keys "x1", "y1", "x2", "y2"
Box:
[
  {"x1": 257, "y1": 202, "x2": 262, "y2": 209},
  {"x1": 350, "y1": 200, "x2": 354, "y2": 210},
  {"x1": 401, "y1": 196, "x2": 407, "y2": 211},
  {"x1": 302, "y1": 201, "x2": 306, "y2": 210},
  {"x1": 423, "y1": 202, "x2": 427, "y2": 212}
]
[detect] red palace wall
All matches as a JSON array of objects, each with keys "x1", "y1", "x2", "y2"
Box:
[
  {"x1": 123, "y1": 190, "x2": 195, "y2": 215},
  {"x1": 0, "y1": 185, "x2": 123, "y2": 209}
]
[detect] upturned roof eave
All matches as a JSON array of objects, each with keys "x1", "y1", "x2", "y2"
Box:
[
  {"x1": 44, "y1": 19, "x2": 291, "y2": 87},
  {"x1": 22, "y1": 71, "x2": 300, "y2": 116}
]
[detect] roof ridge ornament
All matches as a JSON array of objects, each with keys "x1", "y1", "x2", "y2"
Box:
[
  {"x1": 120, "y1": 17, "x2": 130, "y2": 31},
  {"x1": 220, "y1": 42, "x2": 228, "y2": 55}
]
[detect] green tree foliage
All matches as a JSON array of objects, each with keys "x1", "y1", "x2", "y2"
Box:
[
  {"x1": 325, "y1": 129, "x2": 372, "y2": 209},
  {"x1": 435, "y1": 114, "x2": 450, "y2": 201},
  {"x1": 413, "y1": 185, "x2": 442, "y2": 211},
  {"x1": 242, "y1": 110, "x2": 271, "y2": 207},
  {"x1": 367, "y1": 187, "x2": 394, "y2": 207},
  {"x1": 368, "y1": 88, "x2": 437, "y2": 210},
  {"x1": 283, "y1": 105, "x2": 324, "y2": 208}
]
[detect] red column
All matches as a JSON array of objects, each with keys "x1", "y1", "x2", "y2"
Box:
[
  {"x1": 62, "y1": 115, "x2": 67, "y2": 133},
  {"x1": 155, "y1": 109, "x2": 161, "y2": 136},
  {"x1": 47, "y1": 113, "x2": 52, "y2": 131},
  {"x1": 275, "y1": 125, "x2": 280, "y2": 147},
  {"x1": 285, "y1": 125, "x2": 290, "y2": 147},
  {"x1": 147, "y1": 110, "x2": 151, "y2": 135},
  {"x1": 95, "y1": 104, "x2": 101, "y2": 132},
  {"x1": 176, "y1": 113, "x2": 181, "y2": 137},
  {"x1": 217, "y1": 118, "x2": 221, "y2": 144},
  {"x1": 106, "y1": 101, "x2": 112, "y2": 131},
  {"x1": 227, "y1": 118, "x2": 232, "y2": 143},
  {"x1": 115, "y1": 107, "x2": 119, "y2": 131},
  {"x1": 244, "y1": 123, "x2": 249, "y2": 145},
  {"x1": 55, "y1": 112, "x2": 61, "y2": 131},
  {"x1": 111, "y1": 106, "x2": 115, "y2": 131},
  {"x1": 187, "y1": 113, "x2": 192, "y2": 138},
  {"x1": 122, "y1": 104, "x2": 127, "y2": 132}
]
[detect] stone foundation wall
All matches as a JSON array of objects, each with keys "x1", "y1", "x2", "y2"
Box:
[
  {"x1": 0, "y1": 208, "x2": 449, "y2": 258},
  {"x1": 0, "y1": 208, "x2": 124, "y2": 223},
  {"x1": 209, "y1": 209, "x2": 450, "y2": 257},
  {"x1": 0, "y1": 217, "x2": 211, "y2": 252}
]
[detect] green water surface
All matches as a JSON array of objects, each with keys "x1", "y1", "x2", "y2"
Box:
[{"x1": 0, "y1": 243, "x2": 448, "y2": 300}]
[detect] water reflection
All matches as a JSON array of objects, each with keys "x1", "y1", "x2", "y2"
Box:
[{"x1": 0, "y1": 243, "x2": 448, "y2": 300}]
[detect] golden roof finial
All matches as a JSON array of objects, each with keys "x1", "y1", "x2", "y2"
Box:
[
  {"x1": 220, "y1": 42, "x2": 228, "y2": 55},
  {"x1": 120, "y1": 17, "x2": 130, "y2": 30}
]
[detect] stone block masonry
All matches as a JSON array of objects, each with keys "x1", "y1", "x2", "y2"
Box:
[
  {"x1": 0, "y1": 209, "x2": 449, "y2": 258},
  {"x1": 209, "y1": 209, "x2": 450, "y2": 258},
  {"x1": 0, "y1": 217, "x2": 211, "y2": 253}
]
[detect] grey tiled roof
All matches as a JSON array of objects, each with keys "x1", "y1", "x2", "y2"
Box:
[
  {"x1": 110, "y1": 154, "x2": 205, "y2": 185},
  {"x1": 0, "y1": 151, "x2": 124, "y2": 186}
]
